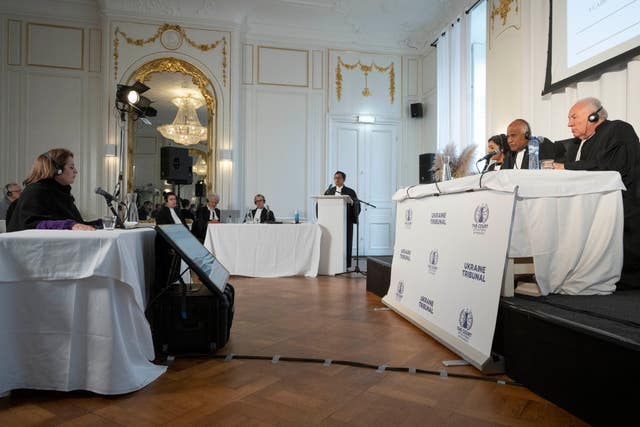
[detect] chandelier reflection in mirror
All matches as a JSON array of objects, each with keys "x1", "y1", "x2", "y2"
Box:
[
  {"x1": 193, "y1": 155, "x2": 207, "y2": 176},
  {"x1": 157, "y1": 95, "x2": 207, "y2": 145}
]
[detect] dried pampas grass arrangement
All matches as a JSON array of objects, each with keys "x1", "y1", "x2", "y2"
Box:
[{"x1": 432, "y1": 143, "x2": 478, "y2": 181}]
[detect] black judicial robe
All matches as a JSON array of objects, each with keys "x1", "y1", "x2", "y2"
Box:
[
  {"x1": 7, "y1": 179, "x2": 85, "y2": 232},
  {"x1": 155, "y1": 206, "x2": 187, "y2": 226},
  {"x1": 502, "y1": 138, "x2": 564, "y2": 169},
  {"x1": 564, "y1": 120, "x2": 640, "y2": 288},
  {"x1": 191, "y1": 206, "x2": 221, "y2": 242},
  {"x1": 250, "y1": 208, "x2": 275, "y2": 223}
]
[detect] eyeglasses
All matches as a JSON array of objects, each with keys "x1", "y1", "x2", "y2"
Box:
[{"x1": 255, "y1": 199, "x2": 264, "y2": 203}]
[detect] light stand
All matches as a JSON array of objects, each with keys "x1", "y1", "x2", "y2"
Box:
[{"x1": 113, "y1": 81, "x2": 157, "y2": 207}]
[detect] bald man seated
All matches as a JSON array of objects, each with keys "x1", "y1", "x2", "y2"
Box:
[
  {"x1": 502, "y1": 119, "x2": 565, "y2": 169},
  {"x1": 554, "y1": 97, "x2": 640, "y2": 289}
]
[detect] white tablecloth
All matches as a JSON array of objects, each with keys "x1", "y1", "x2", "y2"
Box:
[
  {"x1": 393, "y1": 170, "x2": 625, "y2": 295},
  {"x1": 204, "y1": 223, "x2": 322, "y2": 277},
  {"x1": 0, "y1": 229, "x2": 166, "y2": 395}
]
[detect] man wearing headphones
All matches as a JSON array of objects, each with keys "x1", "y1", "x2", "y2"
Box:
[
  {"x1": 502, "y1": 119, "x2": 563, "y2": 169},
  {"x1": 0, "y1": 182, "x2": 22, "y2": 220},
  {"x1": 554, "y1": 97, "x2": 640, "y2": 289},
  {"x1": 250, "y1": 194, "x2": 275, "y2": 223}
]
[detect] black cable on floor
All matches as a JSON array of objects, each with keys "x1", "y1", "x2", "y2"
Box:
[{"x1": 161, "y1": 353, "x2": 521, "y2": 387}]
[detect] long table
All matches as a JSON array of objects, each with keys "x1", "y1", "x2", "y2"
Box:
[
  {"x1": 393, "y1": 170, "x2": 625, "y2": 295},
  {"x1": 204, "y1": 223, "x2": 322, "y2": 277},
  {"x1": 0, "y1": 229, "x2": 166, "y2": 395}
]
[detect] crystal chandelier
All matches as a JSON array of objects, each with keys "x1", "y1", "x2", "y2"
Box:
[{"x1": 157, "y1": 96, "x2": 207, "y2": 146}]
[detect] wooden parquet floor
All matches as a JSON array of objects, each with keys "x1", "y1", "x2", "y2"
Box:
[{"x1": 0, "y1": 275, "x2": 587, "y2": 426}]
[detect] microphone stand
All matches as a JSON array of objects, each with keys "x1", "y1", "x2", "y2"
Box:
[{"x1": 337, "y1": 198, "x2": 376, "y2": 277}]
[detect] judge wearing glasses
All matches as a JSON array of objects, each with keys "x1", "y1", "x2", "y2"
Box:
[{"x1": 250, "y1": 194, "x2": 275, "y2": 223}]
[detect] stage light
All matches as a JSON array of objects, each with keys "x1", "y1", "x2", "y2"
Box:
[{"x1": 127, "y1": 90, "x2": 140, "y2": 104}]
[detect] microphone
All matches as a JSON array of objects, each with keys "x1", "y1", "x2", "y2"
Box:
[
  {"x1": 476, "y1": 149, "x2": 501, "y2": 163},
  {"x1": 95, "y1": 186, "x2": 115, "y2": 203},
  {"x1": 325, "y1": 183, "x2": 333, "y2": 194},
  {"x1": 266, "y1": 204, "x2": 271, "y2": 223}
]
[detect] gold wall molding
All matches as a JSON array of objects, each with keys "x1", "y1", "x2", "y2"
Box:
[
  {"x1": 113, "y1": 23, "x2": 227, "y2": 86},
  {"x1": 490, "y1": 0, "x2": 519, "y2": 31},
  {"x1": 335, "y1": 56, "x2": 395, "y2": 103}
]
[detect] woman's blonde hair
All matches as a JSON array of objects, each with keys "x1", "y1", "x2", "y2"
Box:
[{"x1": 24, "y1": 148, "x2": 73, "y2": 185}]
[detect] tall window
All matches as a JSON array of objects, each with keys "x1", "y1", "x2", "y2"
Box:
[
  {"x1": 437, "y1": 0, "x2": 486, "y2": 159},
  {"x1": 469, "y1": 1, "x2": 486, "y2": 158}
]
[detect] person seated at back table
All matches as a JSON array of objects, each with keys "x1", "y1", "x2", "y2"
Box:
[
  {"x1": 180, "y1": 198, "x2": 194, "y2": 221},
  {"x1": 155, "y1": 192, "x2": 187, "y2": 226},
  {"x1": 1, "y1": 182, "x2": 22, "y2": 220},
  {"x1": 138, "y1": 200, "x2": 153, "y2": 220},
  {"x1": 249, "y1": 194, "x2": 275, "y2": 223},
  {"x1": 7, "y1": 148, "x2": 96, "y2": 231},
  {"x1": 192, "y1": 193, "x2": 221, "y2": 242},
  {"x1": 483, "y1": 134, "x2": 508, "y2": 171}
]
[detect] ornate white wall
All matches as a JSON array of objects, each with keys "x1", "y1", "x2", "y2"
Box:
[{"x1": 0, "y1": 3, "x2": 104, "y2": 218}]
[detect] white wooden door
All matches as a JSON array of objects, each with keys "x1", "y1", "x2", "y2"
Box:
[{"x1": 328, "y1": 119, "x2": 397, "y2": 256}]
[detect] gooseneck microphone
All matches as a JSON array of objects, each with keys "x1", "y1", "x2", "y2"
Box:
[
  {"x1": 95, "y1": 186, "x2": 116, "y2": 203},
  {"x1": 476, "y1": 149, "x2": 501, "y2": 163}
]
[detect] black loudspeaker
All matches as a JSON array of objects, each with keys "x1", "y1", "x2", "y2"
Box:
[
  {"x1": 410, "y1": 103, "x2": 423, "y2": 118},
  {"x1": 195, "y1": 180, "x2": 205, "y2": 197},
  {"x1": 419, "y1": 153, "x2": 436, "y2": 184},
  {"x1": 161, "y1": 146, "x2": 193, "y2": 185}
]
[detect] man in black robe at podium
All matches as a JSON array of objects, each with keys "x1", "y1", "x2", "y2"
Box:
[
  {"x1": 553, "y1": 97, "x2": 640, "y2": 289},
  {"x1": 324, "y1": 171, "x2": 361, "y2": 269}
]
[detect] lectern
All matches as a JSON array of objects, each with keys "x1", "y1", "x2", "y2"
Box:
[{"x1": 312, "y1": 195, "x2": 353, "y2": 275}]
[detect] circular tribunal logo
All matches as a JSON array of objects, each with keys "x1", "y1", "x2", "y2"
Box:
[
  {"x1": 428, "y1": 250, "x2": 439, "y2": 274},
  {"x1": 458, "y1": 308, "x2": 474, "y2": 331},
  {"x1": 404, "y1": 207, "x2": 413, "y2": 227},
  {"x1": 395, "y1": 280, "x2": 405, "y2": 301},
  {"x1": 474, "y1": 203, "x2": 489, "y2": 223}
]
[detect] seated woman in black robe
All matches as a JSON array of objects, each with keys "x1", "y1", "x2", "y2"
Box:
[{"x1": 7, "y1": 148, "x2": 95, "y2": 232}]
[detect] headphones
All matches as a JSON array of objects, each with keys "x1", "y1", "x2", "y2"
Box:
[
  {"x1": 588, "y1": 106, "x2": 603, "y2": 123},
  {"x1": 522, "y1": 120, "x2": 531, "y2": 140},
  {"x1": 43, "y1": 152, "x2": 64, "y2": 176},
  {"x1": 254, "y1": 195, "x2": 265, "y2": 204},
  {"x1": 3, "y1": 184, "x2": 11, "y2": 197}
]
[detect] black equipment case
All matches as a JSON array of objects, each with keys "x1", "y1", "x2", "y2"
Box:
[
  {"x1": 150, "y1": 224, "x2": 234, "y2": 355},
  {"x1": 152, "y1": 282, "x2": 234, "y2": 354}
]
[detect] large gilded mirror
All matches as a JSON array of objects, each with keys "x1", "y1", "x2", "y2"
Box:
[{"x1": 126, "y1": 57, "x2": 217, "y2": 212}]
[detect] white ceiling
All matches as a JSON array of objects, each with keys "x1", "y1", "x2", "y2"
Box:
[{"x1": 99, "y1": 0, "x2": 472, "y2": 52}]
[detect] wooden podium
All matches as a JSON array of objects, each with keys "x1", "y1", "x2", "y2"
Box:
[{"x1": 312, "y1": 195, "x2": 353, "y2": 275}]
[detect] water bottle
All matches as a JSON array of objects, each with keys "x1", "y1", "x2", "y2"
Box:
[
  {"x1": 441, "y1": 155, "x2": 452, "y2": 181},
  {"x1": 294, "y1": 209, "x2": 300, "y2": 224},
  {"x1": 528, "y1": 136, "x2": 540, "y2": 170}
]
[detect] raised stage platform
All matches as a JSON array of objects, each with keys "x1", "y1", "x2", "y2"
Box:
[{"x1": 367, "y1": 256, "x2": 640, "y2": 426}]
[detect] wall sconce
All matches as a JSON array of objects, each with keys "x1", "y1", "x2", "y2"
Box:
[
  {"x1": 105, "y1": 144, "x2": 117, "y2": 157},
  {"x1": 219, "y1": 149, "x2": 232, "y2": 162},
  {"x1": 357, "y1": 115, "x2": 375, "y2": 123}
]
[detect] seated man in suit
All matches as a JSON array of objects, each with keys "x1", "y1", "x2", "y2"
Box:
[
  {"x1": 502, "y1": 119, "x2": 565, "y2": 169},
  {"x1": 192, "y1": 193, "x2": 221, "y2": 242},
  {"x1": 324, "y1": 171, "x2": 361, "y2": 269},
  {"x1": 138, "y1": 200, "x2": 153, "y2": 220},
  {"x1": 250, "y1": 194, "x2": 275, "y2": 223},
  {"x1": 553, "y1": 97, "x2": 640, "y2": 289}
]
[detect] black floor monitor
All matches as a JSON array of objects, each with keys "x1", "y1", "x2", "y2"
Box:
[{"x1": 155, "y1": 224, "x2": 230, "y2": 294}]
